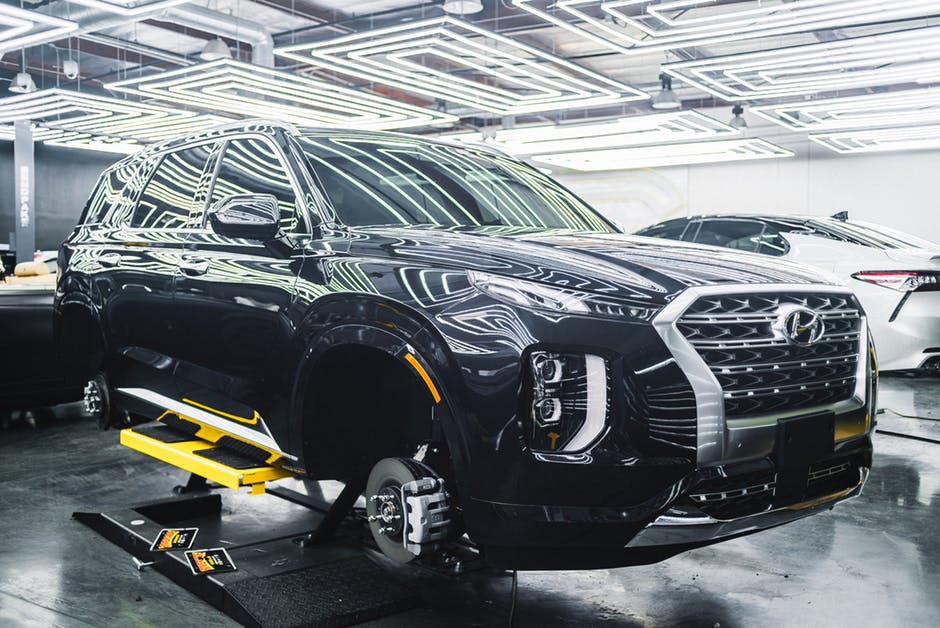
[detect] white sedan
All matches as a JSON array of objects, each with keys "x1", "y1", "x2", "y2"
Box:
[{"x1": 636, "y1": 214, "x2": 940, "y2": 372}]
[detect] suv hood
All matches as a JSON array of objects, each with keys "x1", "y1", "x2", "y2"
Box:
[{"x1": 346, "y1": 226, "x2": 835, "y2": 303}]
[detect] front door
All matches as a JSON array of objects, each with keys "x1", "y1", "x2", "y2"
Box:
[{"x1": 172, "y1": 135, "x2": 308, "y2": 456}]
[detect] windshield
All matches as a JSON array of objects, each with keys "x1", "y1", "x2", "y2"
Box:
[
  {"x1": 296, "y1": 132, "x2": 613, "y2": 232},
  {"x1": 803, "y1": 219, "x2": 938, "y2": 249}
]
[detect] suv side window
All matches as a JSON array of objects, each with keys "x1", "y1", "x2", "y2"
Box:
[
  {"x1": 209, "y1": 138, "x2": 299, "y2": 232},
  {"x1": 130, "y1": 143, "x2": 218, "y2": 230},
  {"x1": 80, "y1": 162, "x2": 135, "y2": 225}
]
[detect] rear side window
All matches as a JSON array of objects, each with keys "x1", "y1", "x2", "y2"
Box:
[
  {"x1": 81, "y1": 163, "x2": 135, "y2": 225},
  {"x1": 209, "y1": 138, "x2": 299, "y2": 232},
  {"x1": 693, "y1": 219, "x2": 789, "y2": 256},
  {"x1": 130, "y1": 143, "x2": 217, "y2": 230},
  {"x1": 636, "y1": 219, "x2": 690, "y2": 240}
]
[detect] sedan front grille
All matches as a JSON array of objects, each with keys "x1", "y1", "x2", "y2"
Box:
[{"x1": 677, "y1": 293, "x2": 861, "y2": 417}]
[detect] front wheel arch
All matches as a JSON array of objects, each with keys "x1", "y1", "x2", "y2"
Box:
[{"x1": 290, "y1": 324, "x2": 468, "y2": 487}]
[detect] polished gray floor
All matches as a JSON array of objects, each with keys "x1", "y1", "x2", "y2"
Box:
[{"x1": 0, "y1": 375, "x2": 938, "y2": 627}]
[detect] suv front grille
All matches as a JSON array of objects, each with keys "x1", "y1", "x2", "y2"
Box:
[{"x1": 677, "y1": 293, "x2": 861, "y2": 417}]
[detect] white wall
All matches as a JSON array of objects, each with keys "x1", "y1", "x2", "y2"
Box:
[{"x1": 554, "y1": 137, "x2": 940, "y2": 244}]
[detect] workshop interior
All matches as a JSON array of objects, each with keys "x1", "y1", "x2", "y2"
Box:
[{"x1": 1, "y1": 1, "x2": 939, "y2": 627}]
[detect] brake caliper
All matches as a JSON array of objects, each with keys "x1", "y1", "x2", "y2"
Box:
[{"x1": 400, "y1": 476, "x2": 451, "y2": 557}]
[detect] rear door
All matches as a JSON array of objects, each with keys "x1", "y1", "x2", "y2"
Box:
[
  {"x1": 103, "y1": 141, "x2": 221, "y2": 402},
  {"x1": 171, "y1": 134, "x2": 309, "y2": 454}
]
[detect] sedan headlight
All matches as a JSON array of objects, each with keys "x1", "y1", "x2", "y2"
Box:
[{"x1": 467, "y1": 271, "x2": 659, "y2": 321}]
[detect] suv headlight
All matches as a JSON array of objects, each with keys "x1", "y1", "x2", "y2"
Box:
[
  {"x1": 467, "y1": 271, "x2": 658, "y2": 321},
  {"x1": 525, "y1": 350, "x2": 610, "y2": 453}
]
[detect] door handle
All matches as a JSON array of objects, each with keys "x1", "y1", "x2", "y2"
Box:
[
  {"x1": 98, "y1": 252, "x2": 122, "y2": 268},
  {"x1": 180, "y1": 258, "x2": 210, "y2": 276}
]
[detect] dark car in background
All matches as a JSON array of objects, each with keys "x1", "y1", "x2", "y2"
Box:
[
  {"x1": 637, "y1": 214, "x2": 940, "y2": 373},
  {"x1": 56, "y1": 121, "x2": 875, "y2": 570},
  {"x1": 1, "y1": 255, "x2": 81, "y2": 415}
]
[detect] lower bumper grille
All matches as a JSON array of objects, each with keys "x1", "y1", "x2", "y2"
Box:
[{"x1": 686, "y1": 457, "x2": 865, "y2": 521}]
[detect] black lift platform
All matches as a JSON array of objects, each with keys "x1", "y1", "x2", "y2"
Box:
[{"x1": 74, "y1": 423, "x2": 424, "y2": 627}]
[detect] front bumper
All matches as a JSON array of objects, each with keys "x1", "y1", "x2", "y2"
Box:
[{"x1": 628, "y1": 457, "x2": 869, "y2": 549}]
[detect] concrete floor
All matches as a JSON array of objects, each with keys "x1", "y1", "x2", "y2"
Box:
[{"x1": 0, "y1": 375, "x2": 938, "y2": 628}]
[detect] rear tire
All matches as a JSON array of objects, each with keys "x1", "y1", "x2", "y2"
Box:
[{"x1": 85, "y1": 372, "x2": 128, "y2": 430}]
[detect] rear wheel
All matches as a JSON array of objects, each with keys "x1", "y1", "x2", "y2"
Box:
[{"x1": 84, "y1": 372, "x2": 128, "y2": 430}]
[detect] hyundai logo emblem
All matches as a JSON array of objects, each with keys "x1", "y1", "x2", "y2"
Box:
[{"x1": 775, "y1": 304, "x2": 826, "y2": 347}]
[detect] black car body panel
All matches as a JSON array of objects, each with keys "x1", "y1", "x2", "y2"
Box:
[{"x1": 56, "y1": 122, "x2": 874, "y2": 569}]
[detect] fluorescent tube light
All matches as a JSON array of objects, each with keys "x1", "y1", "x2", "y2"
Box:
[
  {"x1": 513, "y1": 0, "x2": 939, "y2": 55},
  {"x1": 275, "y1": 16, "x2": 648, "y2": 115},
  {"x1": 753, "y1": 88, "x2": 940, "y2": 131},
  {"x1": 530, "y1": 138, "x2": 793, "y2": 171},
  {"x1": 0, "y1": 5, "x2": 76, "y2": 53},
  {"x1": 65, "y1": 0, "x2": 191, "y2": 17},
  {"x1": 0, "y1": 89, "x2": 227, "y2": 148},
  {"x1": 810, "y1": 125, "x2": 940, "y2": 153},
  {"x1": 663, "y1": 25, "x2": 940, "y2": 101},
  {"x1": 107, "y1": 58, "x2": 458, "y2": 130},
  {"x1": 444, "y1": 110, "x2": 738, "y2": 155}
]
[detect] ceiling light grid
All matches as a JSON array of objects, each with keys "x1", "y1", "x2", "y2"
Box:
[
  {"x1": 275, "y1": 16, "x2": 648, "y2": 115},
  {"x1": 0, "y1": 124, "x2": 142, "y2": 153},
  {"x1": 0, "y1": 5, "x2": 76, "y2": 54},
  {"x1": 106, "y1": 59, "x2": 458, "y2": 130},
  {"x1": 810, "y1": 125, "x2": 940, "y2": 153},
  {"x1": 532, "y1": 138, "x2": 793, "y2": 171},
  {"x1": 66, "y1": 0, "x2": 191, "y2": 17},
  {"x1": 0, "y1": 89, "x2": 228, "y2": 147},
  {"x1": 446, "y1": 110, "x2": 738, "y2": 155},
  {"x1": 513, "y1": 0, "x2": 940, "y2": 55},
  {"x1": 753, "y1": 88, "x2": 940, "y2": 131},
  {"x1": 663, "y1": 25, "x2": 940, "y2": 101}
]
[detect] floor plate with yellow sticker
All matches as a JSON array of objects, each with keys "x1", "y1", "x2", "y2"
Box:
[{"x1": 120, "y1": 422, "x2": 292, "y2": 494}]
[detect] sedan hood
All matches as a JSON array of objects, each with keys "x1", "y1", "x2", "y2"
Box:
[{"x1": 346, "y1": 226, "x2": 836, "y2": 303}]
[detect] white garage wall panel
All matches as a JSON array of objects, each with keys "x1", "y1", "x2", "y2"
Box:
[{"x1": 556, "y1": 144, "x2": 940, "y2": 243}]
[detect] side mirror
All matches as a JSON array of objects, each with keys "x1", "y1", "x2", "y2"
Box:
[{"x1": 208, "y1": 194, "x2": 280, "y2": 241}]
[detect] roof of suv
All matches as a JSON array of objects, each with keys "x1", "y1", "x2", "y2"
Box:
[{"x1": 109, "y1": 118, "x2": 504, "y2": 168}]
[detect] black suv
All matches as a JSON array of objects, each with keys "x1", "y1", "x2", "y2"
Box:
[{"x1": 56, "y1": 121, "x2": 875, "y2": 569}]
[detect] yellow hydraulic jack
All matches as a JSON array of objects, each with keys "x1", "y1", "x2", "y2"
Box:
[{"x1": 120, "y1": 418, "x2": 293, "y2": 495}]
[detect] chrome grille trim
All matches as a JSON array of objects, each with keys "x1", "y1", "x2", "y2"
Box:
[
  {"x1": 651, "y1": 284, "x2": 869, "y2": 465},
  {"x1": 809, "y1": 462, "x2": 850, "y2": 482},
  {"x1": 690, "y1": 479, "x2": 776, "y2": 503},
  {"x1": 681, "y1": 309, "x2": 860, "y2": 323},
  {"x1": 685, "y1": 331, "x2": 860, "y2": 349}
]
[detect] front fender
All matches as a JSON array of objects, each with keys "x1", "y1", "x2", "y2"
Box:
[{"x1": 288, "y1": 296, "x2": 472, "y2": 481}]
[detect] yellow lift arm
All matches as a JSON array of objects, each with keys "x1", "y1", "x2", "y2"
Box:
[{"x1": 120, "y1": 424, "x2": 293, "y2": 495}]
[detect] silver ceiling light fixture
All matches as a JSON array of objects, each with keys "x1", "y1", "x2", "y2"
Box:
[
  {"x1": 200, "y1": 37, "x2": 232, "y2": 61},
  {"x1": 729, "y1": 103, "x2": 747, "y2": 128},
  {"x1": 651, "y1": 73, "x2": 680, "y2": 109},
  {"x1": 10, "y1": 50, "x2": 37, "y2": 93},
  {"x1": 442, "y1": 0, "x2": 484, "y2": 15}
]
